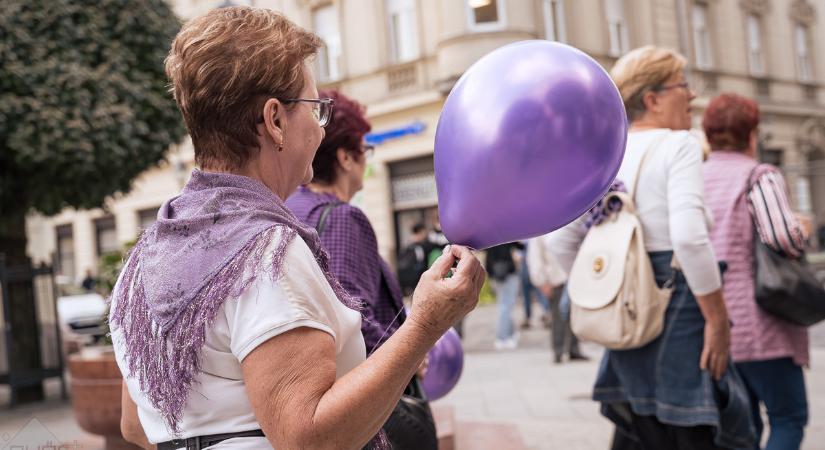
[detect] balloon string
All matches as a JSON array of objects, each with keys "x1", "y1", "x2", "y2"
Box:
[
  {"x1": 369, "y1": 306, "x2": 407, "y2": 355},
  {"x1": 368, "y1": 245, "x2": 471, "y2": 355}
]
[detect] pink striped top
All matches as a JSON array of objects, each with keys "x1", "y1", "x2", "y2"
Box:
[
  {"x1": 703, "y1": 151, "x2": 809, "y2": 366},
  {"x1": 748, "y1": 171, "x2": 807, "y2": 258}
]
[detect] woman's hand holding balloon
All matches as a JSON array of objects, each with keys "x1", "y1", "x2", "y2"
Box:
[{"x1": 409, "y1": 245, "x2": 485, "y2": 338}]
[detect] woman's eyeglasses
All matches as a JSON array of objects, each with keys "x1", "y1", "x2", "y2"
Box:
[
  {"x1": 283, "y1": 98, "x2": 334, "y2": 127},
  {"x1": 653, "y1": 82, "x2": 690, "y2": 93},
  {"x1": 257, "y1": 97, "x2": 335, "y2": 127},
  {"x1": 360, "y1": 144, "x2": 375, "y2": 158}
]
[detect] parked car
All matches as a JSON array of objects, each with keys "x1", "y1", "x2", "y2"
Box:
[{"x1": 56, "y1": 293, "x2": 108, "y2": 343}]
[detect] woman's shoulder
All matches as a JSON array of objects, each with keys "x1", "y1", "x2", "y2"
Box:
[
  {"x1": 629, "y1": 129, "x2": 697, "y2": 151},
  {"x1": 328, "y1": 202, "x2": 375, "y2": 233},
  {"x1": 656, "y1": 129, "x2": 700, "y2": 151},
  {"x1": 656, "y1": 130, "x2": 703, "y2": 163}
]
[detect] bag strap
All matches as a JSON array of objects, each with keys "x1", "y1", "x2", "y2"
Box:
[
  {"x1": 629, "y1": 131, "x2": 677, "y2": 271},
  {"x1": 629, "y1": 132, "x2": 669, "y2": 201},
  {"x1": 315, "y1": 201, "x2": 343, "y2": 235}
]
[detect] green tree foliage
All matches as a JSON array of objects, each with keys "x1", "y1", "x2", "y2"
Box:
[{"x1": 0, "y1": 0, "x2": 185, "y2": 218}]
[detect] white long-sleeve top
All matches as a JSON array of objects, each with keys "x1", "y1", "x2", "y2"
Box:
[
  {"x1": 527, "y1": 236, "x2": 568, "y2": 287},
  {"x1": 548, "y1": 129, "x2": 722, "y2": 296}
]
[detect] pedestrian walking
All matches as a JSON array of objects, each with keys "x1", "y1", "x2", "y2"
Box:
[
  {"x1": 703, "y1": 93, "x2": 810, "y2": 450},
  {"x1": 547, "y1": 46, "x2": 754, "y2": 449},
  {"x1": 527, "y1": 236, "x2": 587, "y2": 363},
  {"x1": 396, "y1": 223, "x2": 435, "y2": 296},
  {"x1": 518, "y1": 242, "x2": 551, "y2": 330},
  {"x1": 485, "y1": 242, "x2": 524, "y2": 350}
]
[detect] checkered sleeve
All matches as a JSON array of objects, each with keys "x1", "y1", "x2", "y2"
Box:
[{"x1": 319, "y1": 204, "x2": 390, "y2": 351}]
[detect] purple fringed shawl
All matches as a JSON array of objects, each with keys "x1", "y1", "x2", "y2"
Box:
[
  {"x1": 583, "y1": 180, "x2": 628, "y2": 229},
  {"x1": 109, "y1": 170, "x2": 377, "y2": 439}
]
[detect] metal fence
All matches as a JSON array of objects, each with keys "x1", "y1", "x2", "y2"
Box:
[{"x1": 0, "y1": 256, "x2": 66, "y2": 406}]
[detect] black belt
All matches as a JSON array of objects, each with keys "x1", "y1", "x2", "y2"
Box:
[{"x1": 157, "y1": 429, "x2": 265, "y2": 450}]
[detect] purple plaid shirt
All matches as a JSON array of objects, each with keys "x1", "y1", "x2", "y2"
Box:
[{"x1": 287, "y1": 187, "x2": 406, "y2": 353}]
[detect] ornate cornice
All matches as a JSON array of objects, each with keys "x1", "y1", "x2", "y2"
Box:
[
  {"x1": 789, "y1": 0, "x2": 816, "y2": 27},
  {"x1": 739, "y1": 0, "x2": 771, "y2": 16}
]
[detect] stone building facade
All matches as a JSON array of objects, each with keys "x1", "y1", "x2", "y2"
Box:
[{"x1": 26, "y1": 0, "x2": 825, "y2": 284}]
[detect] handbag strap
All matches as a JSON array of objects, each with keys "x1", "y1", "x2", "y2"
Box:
[
  {"x1": 744, "y1": 164, "x2": 767, "y2": 227},
  {"x1": 315, "y1": 201, "x2": 343, "y2": 235}
]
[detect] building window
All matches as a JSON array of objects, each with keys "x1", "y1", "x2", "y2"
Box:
[
  {"x1": 542, "y1": 0, "x2": 566, "y2": 42},
  {"x1": 466, "y1": 0, "x2": 506, "y2": 32},
  {"x1": 794, "y1": 24, "x2": 813, "y2": 83},
  {"x1": 387, "y1": 0, "x2": 420, "y2": 63},
  {"x1": 761, "y1": 148, "x2": 784, "y2": 168},
  {"x1": 746, "y1": 14, "x2": 765, "y2": 76},
  {"x1": 55, "y1": 224, "x2": 75, "y2": 279},
  {"x1": 691, "y1": 2, "x2": 713, "y2": 69},
  {"x1": 605, "y1": 0, "x2": 629, "y2": 56},
  {"x1": 95, "y1": 216, "x2": 118, "y2": 257},
  {"x1": 138, "y1": 206, "x2": 160, "y2": 231},
  {"x1": 313, "y1": 5, "x2": 342, "y2": 82}
]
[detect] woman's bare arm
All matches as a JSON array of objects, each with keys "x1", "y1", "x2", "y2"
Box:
[
  {"x1": 120, "y1": 382, "x2": 154, "y2": 449},
  {"x1": 242, "y1": 245, "x2": 484, "y2": 450}
]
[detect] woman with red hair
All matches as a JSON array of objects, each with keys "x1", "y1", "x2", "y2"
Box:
[
  {"x1": 287, "y1": 90, "x2": 437, "y2": 450},
  {"x1": 703, "y1": 93, "x2": 809, "y2": 450}
]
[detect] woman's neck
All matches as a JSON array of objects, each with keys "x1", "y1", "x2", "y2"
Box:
[
  {"x1": 307, "y1": 181, "x2": 354, "y2": 203},
  {"x1": 629, "y1": 122, "x2": 665, "y2": 132}
]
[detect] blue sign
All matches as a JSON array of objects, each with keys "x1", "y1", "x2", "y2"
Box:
[{"x1": 364, "y1": 121, "x2": 427, "y2": 146}]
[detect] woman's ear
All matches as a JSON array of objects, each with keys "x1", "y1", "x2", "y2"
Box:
[
  {"x1": 641, "y1": 90, "x2": 660, "y2": 114},
  {"x1": 262, "y1": 98, "x2": 285, "y2": 148},
  {"x1": 337, "y1": 148, "x2": 353, "y2": 171}
]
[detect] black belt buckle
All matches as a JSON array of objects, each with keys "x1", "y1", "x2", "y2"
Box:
[{"x1": 187, "y1": 436, "x2": 201, "y2": 450}]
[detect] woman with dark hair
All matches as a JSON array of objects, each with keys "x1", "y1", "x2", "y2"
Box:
[
  {"x1": 112, "y1": 9, "x2": 484, "y2": 449},
  {"x1": 703, "y1": 93, "x2": 810, "y2": 450},
  {"x1": 287, "y1": 90, "x2": 437, "y2": 450}
]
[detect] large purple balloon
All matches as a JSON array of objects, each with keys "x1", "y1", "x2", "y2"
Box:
[
  {"x1": 435, "y1": 40, "x2": 627, "y2": 249},
  {"x1": 422, "y1": 328, "x2": 463, "y2": 401}
]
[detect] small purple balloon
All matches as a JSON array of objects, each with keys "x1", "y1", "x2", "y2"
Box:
[
  {"x1": 422, "y1": 328, "x2": 464, "y2": 401},
  {"x1": 435, "y1": 40, "x2": 627, "y2": 249}
]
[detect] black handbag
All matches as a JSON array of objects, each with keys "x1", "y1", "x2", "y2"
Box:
[
  {"x1": 748, "y1": 168, "x2": 825, "y2": 326},
  {"x1": 380, "y1": 376, "x2": 438, "y2": 450}
]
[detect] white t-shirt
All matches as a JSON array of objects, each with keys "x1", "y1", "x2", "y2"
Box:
[
  {"x1": 548, "y1": 129, "x2": 721, "y2": 296},
  {"x1": 111, "y1": 230, "x2": 366, "y2": 448}
]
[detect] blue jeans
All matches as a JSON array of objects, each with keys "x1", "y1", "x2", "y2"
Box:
[
  {"x1": 495, "y1": 274, "x2": 520, "y2": 340},
  {"x1": 736, "y1": 358, "x2": 808, "y2": 450},
  {"x1": 519, "y1": 261, "x2": 549, "y2": 320}
]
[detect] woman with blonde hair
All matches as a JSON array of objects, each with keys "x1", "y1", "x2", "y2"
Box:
[
  {"x1": 547, "y1": 46, "x2": 753, "y2": 449},
  {"x1": 110, "y1": 7, "x2": 485, "y2": 449}
]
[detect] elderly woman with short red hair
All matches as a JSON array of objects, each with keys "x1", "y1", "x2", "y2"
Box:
[
  {"x1": 110, "y1": 7, "x2": 484, "y2": 450},
  {"x1": 703, "y1": 93, "x2": 809, "y2": 450}
]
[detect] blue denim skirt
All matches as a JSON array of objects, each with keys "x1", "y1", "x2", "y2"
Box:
[{"x1": 593, "y1": 251, "x2": 756, "y2": 449}]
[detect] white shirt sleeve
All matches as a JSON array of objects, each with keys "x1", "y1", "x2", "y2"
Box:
[
  {"x1": 546, "y1": 215, "x2": 588, "y2": 274},
  {"x1": 527, "y1": 236, "x2": 568, "y2": 287},
  {"x1": 224, "y1": 235, "x2": 356, "y2": 362},
  {"x1": 666, "y1": 136, "x2": 722, "y2": 296}
]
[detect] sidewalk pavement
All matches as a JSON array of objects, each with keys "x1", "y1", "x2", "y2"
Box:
[
  {"x1": 434, "y1": 303, "x2": 825, "y2": 450},
  {"x1": 1, "y1": 303, "x2": 823, "y2": 450}
]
